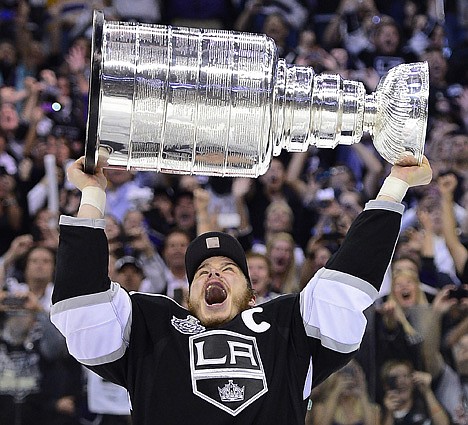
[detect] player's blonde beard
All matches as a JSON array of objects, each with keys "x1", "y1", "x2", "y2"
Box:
[{"x1": 187, "y1": 285, "x2": 254, "y2": 328}]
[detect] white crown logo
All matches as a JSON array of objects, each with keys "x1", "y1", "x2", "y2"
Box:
[
  {"x1": 171, "y1": 315, "x2": 205, "y2": 335},
  {"x1": 218, "y1": 380, "x2": 245, "y2": 402}
]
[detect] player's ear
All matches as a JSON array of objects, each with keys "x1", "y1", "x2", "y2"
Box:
[{"x1": 248, "y1": 294, "x2": 256, "y2": 307}]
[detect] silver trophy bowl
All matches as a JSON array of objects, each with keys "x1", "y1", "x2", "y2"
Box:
[{"x1": 84, "y1": 11, "x2": 429, "y2": 177}]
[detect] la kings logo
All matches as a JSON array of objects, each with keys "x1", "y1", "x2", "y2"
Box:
[{"x1": 189, "y1": 330, "x2": 268, "y2": 416}]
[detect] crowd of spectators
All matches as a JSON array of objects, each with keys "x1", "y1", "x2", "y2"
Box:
[{"x1": 0, "y1": 0, "x2": 467, "y2": 424}]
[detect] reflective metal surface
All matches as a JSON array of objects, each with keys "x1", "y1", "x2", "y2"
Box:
[{"x1": 85, "y1": 11, "x2": 428, "y2": 177}]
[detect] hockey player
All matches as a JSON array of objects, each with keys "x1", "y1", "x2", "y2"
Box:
[{"x1": 51, "y1": 155, "x2": 432, "y2": 425}]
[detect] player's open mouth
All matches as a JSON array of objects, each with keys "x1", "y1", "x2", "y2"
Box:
[{"x1": 205, "y1": 282, "x2": 227, "y2": 305}]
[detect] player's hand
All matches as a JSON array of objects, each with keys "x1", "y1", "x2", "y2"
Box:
[
  {"x1": 67, "y1": 156, "x2": 107, "y2": 191},
  {"x1": 390, "y1": 155, "x2": 432, "y2": 187}
]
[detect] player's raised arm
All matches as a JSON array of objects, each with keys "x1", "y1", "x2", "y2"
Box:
[
  {"x1": 51, "y1": 157, "x2": 132, "y2": 371},
  {"x1": 299, "y1": 156, "x2": 432, "y2": 360},
  {"x1": 326, "y1": 155, "x2": 432, "y2": 288}
]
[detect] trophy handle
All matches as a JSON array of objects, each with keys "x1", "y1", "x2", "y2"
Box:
[{"x1": 84, "y1": 10, "x2": 104, "y2": 174}]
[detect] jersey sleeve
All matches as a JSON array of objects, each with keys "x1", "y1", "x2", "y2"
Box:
[
  {"x1": 50, "y1": 216, "x2": 133, "y2": 368},
  {"x1": 300, "y1": 200, "x2": 403, "y2": 355}
]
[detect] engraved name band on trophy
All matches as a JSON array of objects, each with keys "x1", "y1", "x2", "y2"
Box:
[{"x1": 84, "y1": 10, "x2": 429, "y2": 177}]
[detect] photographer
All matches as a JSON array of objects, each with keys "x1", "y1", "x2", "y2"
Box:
[
  {"x1": 438, "y1": 172, "x2": 468, "y2": 284},
  {"x1": 0, "y1": 289, "x2": 81, "y2": 425},
  {"x1": 421, "y1": 285, "x2": 468, "y2": 424},
  {"x1": 380, "y1": 359, "x2": 449, "y2": 425},
  {"x1": 0, "y1": 162, "x2": 23, "y2": 256}
]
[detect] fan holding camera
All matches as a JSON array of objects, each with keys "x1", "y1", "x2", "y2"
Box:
[
  {"x1": 381, "y1": 359, "x2": 449, "y2": 425},
  {"x1": 418, "y1": 284, "x2": 468, "y2": 424},
  {"x1": 438, "y1": 172, "x2": 468, "y2": 287}
]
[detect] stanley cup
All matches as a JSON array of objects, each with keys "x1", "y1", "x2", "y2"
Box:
[{"x1": 84, "y1": 10, "x2": 429, "y2": 177}]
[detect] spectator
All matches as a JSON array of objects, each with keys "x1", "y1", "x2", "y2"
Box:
[
  {"x1": 143, "y1": 186, "x2": 175, "y2": 243},
  {"x1": 104, "y1": 214, "x2": 124, "y2": 258},
  {"x1": 380, "y1": 359, "x2": 450, "y2": 425},
  {"x1": 29, "y1": 207, "x2": 59, "y2": 250},
  {"x1": 375, "y1": 269, "x2": 429, "y2": 373},
  {"x1": 161, "y1": 228, "x2": 191, "y2": 306},
  {"x1": 250, "y1": 200, "x2": 305, "y2": 270},
  {"x1": 420, "y1": 284, "x2": 468, "y2": 423},
  {"x1": 390, "y1": 255, "x2": 441, "y2": 298},
  {"x1": 322, "y1": 0, "x2": 379, "y2": 56},
  {"x1": 0, "y1": 165, "x2": 23, "y2": 255},
  {"x1": 114, "y1": 255, "x2": 147, "y2": 293},
  {"x1": 5, "y1": 245, "x2": 56, "y2": 311},
  {"x1": 420, "y1": 49, "x2": 455, "y2": 126},
  {"x1": 85, "y1": 368, "x2": 132, "y2": 425},
  {"x1": 0, "y1": 242, "x2": 83, "y2": 425},
  {"x1": 438, "y1": 172, "x2": 468, "y2": 284},
  {"x1": 246, "y1": 252, "x2": 279, "y2": 304},
  {"x1": 120, "y1": 209, "x2": 166, "y2": 295},
  {"x1": 299, "y1": 240, "x2": 332, "y2": 289},
  {"x1": 105, "y1": 169, "x2": 142, "y2": 223},
  {"x1": 266, "y1": 231, "x2": 300, "y2": 294},
  {"x1": 245, "y1": 157, "x2": 303, "y2": 245},
  {"x1": 260, "y1": 13, "x2": 297, "y2": 63},
  {"x1": 172, "y1": 189, "x2": 197, "y2": 240},
  {"x1": 306, "y1": 359, "x2": 381, "y2": 425},
  {"x1": 400, "y1": 189, "x2": 462, "y2": 285},
  {"x1": 0, "y1": 101, "x2": 28, "y2": 162},
  {"x1": 234, "y1": 0, "x2": 307, "y2": 35},
  {"x1": 294, "y1": 28, "x2": 335, "y2": 73},
  {"x1": 358, "y1": 17, "x2": 417, "y2": 82},
  {"x1": 0, "y1": 293, "x2": 81, "y2": 425}
]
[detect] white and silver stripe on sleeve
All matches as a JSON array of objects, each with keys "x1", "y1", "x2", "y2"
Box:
[
  {"x1": 51, "y1": 282, "x2": 132, "y2": 366},
  {"x1": 300, "y1": 268, "x2": 377, "y2": 353},
  {"x1": 364, "y1": 199, "x2": 405, "y2": 214},
  {"x1": 59, "y1": 215, "x2": 106, "y2": 229}
]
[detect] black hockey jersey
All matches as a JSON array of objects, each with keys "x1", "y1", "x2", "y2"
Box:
[{"x1": 51, "y1": 200, "x2": 404, "y2": 425}]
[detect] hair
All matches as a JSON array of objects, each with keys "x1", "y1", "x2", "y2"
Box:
[
  {"x1": 23, "y1": 245, "x2": 56, "y2": 268},
  {"x1": 164, "y1": 227, "x2": 192, "y2": 247},
  {"x1": 380, "y1": 358, "x2": 413, "y2": 384},
  {"x1": 264, "y1": 199, "x2": 294, "y2": 232},
  {"x1": 299, "y1": 242, "x2": 332, "y2": 289},
  {"x1": 16, "y1": 245, "x2": 57, "y2": 282},
  {"x1": 246, "y1": 252, "x2": 272, "y2": 276},
  {"x1": 392, "y1": 254, "x2": 422, "y2": 270}
]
